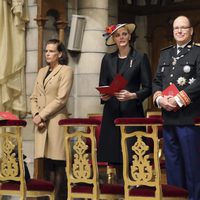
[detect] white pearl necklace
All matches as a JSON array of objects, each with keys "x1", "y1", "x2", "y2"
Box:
[{"x1": 118, "y1": 54, "x2": 127, "y2": 59}]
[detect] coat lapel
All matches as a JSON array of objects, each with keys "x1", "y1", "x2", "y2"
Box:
[
  {"x1": 119, "y1": 47, "x2": 136, "y2": 76},
  {"x1": 169, "y1": 46, "x2": 177, "y2": 58},
  {"x1": 40, "y1": 67, "x2": 49, "y2": 93},
  {"x1": 110, "y1": 52, "x2": 118, "y2": 78},
  {"x1": 44, "y1": 65, "x2": 62, "y2": 87},
  {"x1": 110, "y1": 47, "x2": 136, "y2": 78},
  {"x1": 179, "y1": 41, "x2": 193, "y2": 57},
  {"x1": 174, "y1": 41, "x2": 193, "y2": 58}
]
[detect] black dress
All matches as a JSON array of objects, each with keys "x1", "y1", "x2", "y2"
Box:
[{"x1": 97, "y1": 47, "x2": 152, "y2": 164}]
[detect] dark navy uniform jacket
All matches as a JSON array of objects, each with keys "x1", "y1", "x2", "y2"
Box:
[{"x1": 153, "y1": 41, "x2": 200, "y2": 125}]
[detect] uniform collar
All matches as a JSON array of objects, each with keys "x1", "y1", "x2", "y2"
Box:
[{"x1": 177, "y1": 40, "x2": 192, "y2": 49}]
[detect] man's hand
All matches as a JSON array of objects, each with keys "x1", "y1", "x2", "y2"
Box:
[
  {"x1": 158, "y1": 95, "x2": 177, "y2": 111},
  {"x1": 167, "y1": 96, "x2": 178, "y2": 107}
]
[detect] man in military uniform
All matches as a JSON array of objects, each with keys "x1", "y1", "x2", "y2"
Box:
[{"x1": 153, "y1": 15, "x2": 200, "y2": 200}]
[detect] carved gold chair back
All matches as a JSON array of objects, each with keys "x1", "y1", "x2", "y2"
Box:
[
  {"x1": 146, "y1": 111, "x2": 167, "y2": 183},
  {"x1": 59, "y1": 118, "x2": 124, "y2": 200},
  {"x1": 146, "y1": 111, "x2": 163, "y2": 160},
  {"x1": 115, "y1": 117, "x2": 188, "y2": 200},
  {"x1": 0, "y1": 120, "x2": 55, "y2": 200},
  {"x1": 87, "y1": 113, "x2": 117, "y2": 184},
  {"x1": 0, "y1": 121, "x2": 27, "y2": 199}
]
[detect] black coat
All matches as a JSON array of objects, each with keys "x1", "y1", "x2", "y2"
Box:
[
  {"x1": 97, "y1": 47, "x2": 152, "y2": 163},
  {"x1": 153, "y1": 42, "x2": 200, "y2": 125}
]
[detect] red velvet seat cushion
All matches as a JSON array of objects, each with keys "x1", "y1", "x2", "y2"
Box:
[
  {"x1": 194, "y1": 117, "x2": 200, "y2": 124},
  {"x1": 88, "y1": 160, "x2": 108, "y2": 167},
  {"x1": 100, "y1": 184, "x2": 124, "y2": 194},
  {"x1": 59, "y1": 118, "x2": 101, "y2": 126},
  {"x1": 0, "y1": 179, "x2": 54, "y2": 191},
  {"x1": 0, "y1": 119, "x2": 26, "y2": 127},
  {"x1": 129, "y1": 184, "x2": 188, "y2": 197},
  {"x1": 114, "y1": 117, "x2": 163, "y2": 125},
  {"x1": 162, "y1": 184, "x2": 188, "y2": 197},
  {"x1": 72, "y1": 183, "x2": 124, "y2": 195},
  {"x1": 97, "y1": 162, "x2": 109, "y2": 166}
]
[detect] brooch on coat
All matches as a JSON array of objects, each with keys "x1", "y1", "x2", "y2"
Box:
[{"x1": 129, "y1": 59, "x2": 133, "y2": 68}]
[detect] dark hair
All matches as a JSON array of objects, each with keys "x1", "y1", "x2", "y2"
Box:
[{"x1": 46, "y1": 39, "x2": 68, "y2": 65}]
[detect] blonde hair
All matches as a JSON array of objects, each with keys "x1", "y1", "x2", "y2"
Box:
[{"x1": 113, "y1": 25, "x2": 131, "y2": 36}]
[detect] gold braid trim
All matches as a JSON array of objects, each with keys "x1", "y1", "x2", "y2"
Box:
[
  {"x1": 176, "y1": 93, "x2": 186, "y2": 106},
  {"x1": 177, "y1": 90, "x2": 191, "y2": 107}
]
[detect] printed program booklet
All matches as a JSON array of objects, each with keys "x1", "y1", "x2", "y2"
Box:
[
  {"x1": 162, "y1": 84, "x2": 179, "y2": 96},
  {"x1": 96, "y1": 74, "x2": 128, "y2": 96},
  {"x1": 162, "y1": 84, "x2": 179, "y2": 112}
]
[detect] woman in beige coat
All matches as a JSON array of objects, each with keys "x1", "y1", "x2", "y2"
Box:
[{"x1": 30, "y1": 39, "x2": 73, "y2": 200}]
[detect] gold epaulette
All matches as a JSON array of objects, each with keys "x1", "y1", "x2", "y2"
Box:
[
  {"x1": 193, "y1": 42, "x2": 200, "y2": 47},
  {"x1": 160, "y1": 45, "x2": 174, "y2": 51}
]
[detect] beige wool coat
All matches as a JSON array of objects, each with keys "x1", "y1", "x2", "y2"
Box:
[{"x1": 30, "y1": 65, "x2": 73, "y2": 160}]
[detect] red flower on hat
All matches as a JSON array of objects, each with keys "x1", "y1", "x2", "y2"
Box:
[
  {"x1": 105, "y1": 25, "x2": 116, "y2": 34},
  {"x1": 102, "y1": 25, "x2": 117, "y2": 37}
]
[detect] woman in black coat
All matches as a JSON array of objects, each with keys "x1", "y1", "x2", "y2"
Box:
[{"x1": 97, "y1": 23, "x2": 152, "y2": 179}]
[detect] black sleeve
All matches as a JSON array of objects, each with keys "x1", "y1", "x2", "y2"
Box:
[{"x1": 136, "y1": 53, "x2": 152, "y2": 101}]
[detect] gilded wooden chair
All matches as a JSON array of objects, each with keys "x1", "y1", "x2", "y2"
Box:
[
  {"x1": 87, "y1": 113, "x2": 116, "y2": 184},
  {"x1": 146, "y1": 111, "x2": 166, "y2": 183},
  {"x1": 0, "y1": 119, "x2": 55, "y2": 200},
  {"x1": 59, "y1": 118, "x2": 124, "y2": 200},
  {"x1": 115, "y1": 117, "x2": 188, "y2": 200},
  {"x1": 146, "y1": 111, "x2": 162, "y2": 146}
]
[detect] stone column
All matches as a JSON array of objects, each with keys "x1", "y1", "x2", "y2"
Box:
[
  {"x1": 135, "y1": 16, "x2": 149, "y2": 112},
  {"x1": 74, "y1": 0, "x2": 109, "y2": 117},
  {"x1": 34, "y1": 18, "x2": 47, "y2": 70},
  {"x1": 56, "y1": 21, "x2": 68, "y2": 42}
]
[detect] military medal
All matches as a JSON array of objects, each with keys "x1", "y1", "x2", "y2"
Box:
[
  {"x1": 183, "y1": 65, "x2": 191, "y2": 73},
  {"x1": 172, "y1": 57, "x2": 177, "y2": 65},
  {"x1": 177, "y1": 77, "x2": 186, "y2": 86},
  {"x1": 189, "y1": 77, "x2": 195, "y2": 85},
  {"x1": 172, "y1": 55, "x2": 184, "y2": 65}
]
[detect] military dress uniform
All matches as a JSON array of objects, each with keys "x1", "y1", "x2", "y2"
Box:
[{"x1": 153, "y1": 41, "x2": 200, "y2": 200}]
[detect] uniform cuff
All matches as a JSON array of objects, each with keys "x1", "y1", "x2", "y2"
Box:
[
  {"x1": 174, "y1": 96, "x2": 183, "y2": 107},
  {"x1": 156, "y1": 96, "x2": 163, "y2": 108},
  {"x1": 153, "y1": 91, "x2": 163, "y2": 107},
  {"x1": 176, "y1": 90, "x2": 191, "y2": 107}
]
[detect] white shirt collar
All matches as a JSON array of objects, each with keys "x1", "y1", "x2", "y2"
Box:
[{"x1": 177, "y1": 40, "x2": 191, "y2": 49}]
